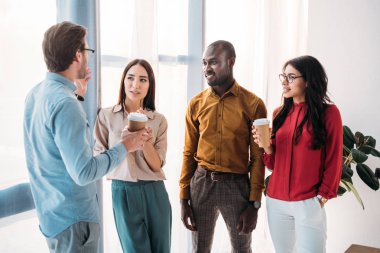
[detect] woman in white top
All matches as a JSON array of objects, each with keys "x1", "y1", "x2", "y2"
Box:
[{"x1": 94, "y1": 59, "x2": 171, "y2": 253}]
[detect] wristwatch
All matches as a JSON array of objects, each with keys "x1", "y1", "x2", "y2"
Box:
[
  {"x1": 250, "y1": 201, "x2": 261, "y2": 209},
  {"x1": 317, "y1": 195, "x2": 328, "y2": 204}
]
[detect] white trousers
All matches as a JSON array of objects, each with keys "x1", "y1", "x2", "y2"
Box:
[{"x1": 266, "y1": 196, "x2": 327, "y2": 253}]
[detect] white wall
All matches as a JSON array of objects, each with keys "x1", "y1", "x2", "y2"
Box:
[{"x1": 307, "y1": 0, "x2": 380, "y2": 251}]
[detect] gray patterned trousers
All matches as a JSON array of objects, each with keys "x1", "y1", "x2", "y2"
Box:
[{"x1": 190, "y1": 167, "x2": 252, "y2": 253}]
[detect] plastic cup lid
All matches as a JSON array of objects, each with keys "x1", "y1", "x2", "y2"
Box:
[
  {"x1": 253, "y1": 118, "x2": 270, "y2": 125},
  {"x1": 127, "y1": 112, "x2": 148, "y2": 122}
]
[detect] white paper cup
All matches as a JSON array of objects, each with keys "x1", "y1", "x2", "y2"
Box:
[
  {"x1": 253, "y1": 118, "x2": 270, "y2": 148},
  {"x1": 127, "y1": 112, "x2": 148, "y2": 132}
]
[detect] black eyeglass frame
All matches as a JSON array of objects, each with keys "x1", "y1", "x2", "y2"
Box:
[
  {"x1": 81, "y1": 48, "x2": 95, "y2": 54},
  {"x1": 279, "y1": 73, "x2": 303, "y2": 84}
]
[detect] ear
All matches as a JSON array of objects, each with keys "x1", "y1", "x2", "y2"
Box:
[
  {"x1": 228, "y1": 57, "x2": 235, "y2": 68},
  {"x1": 73, "y1": 50, "x2": 81, "y2": 63}
]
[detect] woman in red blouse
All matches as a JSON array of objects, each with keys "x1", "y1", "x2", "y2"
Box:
[{"x1": 253, "y1": 55, "x2": 342, "y2": 253}]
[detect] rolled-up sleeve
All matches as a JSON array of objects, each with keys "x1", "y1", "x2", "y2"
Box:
[
  {"x1": 179, "y1": 102, "x2": 199, "y2": 200},
  {"x1": 248, "y1": 99, "x2": 267, "y2": 201},
  {"x1": 51, "y1": 99, "x2": 126, "y2": 186},
  {"x1": 93, "y1": 109, "x2": 110, "y2": 156},
  {"x1": 154, "y1": 115, "x2": 168, "y2": 167}
]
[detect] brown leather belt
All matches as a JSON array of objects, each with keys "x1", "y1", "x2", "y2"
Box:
[{"x1": 196, "y1": 166, "x2": 248, "y2": 182}]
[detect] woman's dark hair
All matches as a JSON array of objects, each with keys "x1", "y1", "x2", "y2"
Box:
[
  {"x1": 117, "y1": 59, "x2": 156, "y2": 112},
  {"x1": 42, "y1": 21, "x2": 86, "y2": 72},
  {"x1": 272, "y1": 55, "x2": 331, "y2": 149}
]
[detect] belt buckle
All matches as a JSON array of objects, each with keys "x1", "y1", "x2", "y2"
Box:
[{"x1": 210, "y1": 172, "x2": 219, "y2": 181}]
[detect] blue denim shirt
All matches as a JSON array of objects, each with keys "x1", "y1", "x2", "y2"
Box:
[{"x1": 23, "y1": 72, "x2": 126, "y2": 237}]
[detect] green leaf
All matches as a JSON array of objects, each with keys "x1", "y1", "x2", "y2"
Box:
[
  {"x1": 341, "y1": 180, "x2": 365, "y2": 209},
  {"x1": 337, "y1": 186, "x2": 347, "y2": 196},
  {"x1": 351, "y1": 149, "x2": 368, "y2": 163},
  {"x1": 356, "y1": 164, "x2": 380, "y2": 190},
  {"x1": 339, "y1": 181, "x2": 348, "y2": 191},
  {"x1": 359, "y1": 145, "x2": 373, "y2": 155},
  {"x1": 355, "y1": 131, "x2": 364, "y2": 147},
  {"x1": 364, "y1": 136, "x2": 376, "y2": 148},
  {"x1": 264, "y1": 175, "x2": 270, "y2": 196},
  {"x1": 370, "y1": 147, "x2": 380, "y2": 157},
  {"x1": 343, "y1": 145, "x2": 351, "y2": 157},
  {"x1": 344, "y1": 176, "x2": 353, "y2": 184},
  {"x1": 341, "y1": 164, "x2": 353, "y2": 180},
  {"x1": 343, "y1": 126, "x2": 355, "y2": 149}
]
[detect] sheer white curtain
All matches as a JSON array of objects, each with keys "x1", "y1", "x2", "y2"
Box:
[
  {"x1": 205, "y1": 0, "x2": 308, "y2": 252},
  {"x1": 205, "y1": 0, "x2": 308, "y2": 116},
  {"x1": 0, "y1": 0, "x2": 55, "y2": 252},
  {"x1": 100, "y1": 0, "x2": 189, "y2": 252}
]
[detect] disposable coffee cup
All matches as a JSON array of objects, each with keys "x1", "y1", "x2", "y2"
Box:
[
  {"x1": 127, "y1": 112, "x2": 148, "y2": 132},
  {"x1": 253, "y1": 118, "x2": 270, "y2": 148}
]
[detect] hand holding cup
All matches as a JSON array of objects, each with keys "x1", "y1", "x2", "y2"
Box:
[
  {"x1": 252, "y1": 118, "x2": 271, "y2": 149},
  {"x1": 121, "y1": 127, "x2": 150, "y2": 152},
  {"x1": 127, "y1": 112, "x2": 148, "y2": 132}
]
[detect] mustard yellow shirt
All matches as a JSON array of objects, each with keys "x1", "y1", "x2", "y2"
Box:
[
  {"x1": 94, "y1": 105, "x2": 167, "y2": 181},
  {"x1": 179, "y1": 81, "x2": 267, "y2": 201}
]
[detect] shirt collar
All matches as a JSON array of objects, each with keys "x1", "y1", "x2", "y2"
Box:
[
  {"x1": 293, "y1": 101, "x2": 306, "y2": 107},
  {"x1": 112, "y1": 104, "x2": 154, "y2": 119},
  {"x1": 208, "y1": 80, "x2": 240, "y2": 97},
  {"x1": 46, "y1": 72, "x2": 76, "y2": 92}
]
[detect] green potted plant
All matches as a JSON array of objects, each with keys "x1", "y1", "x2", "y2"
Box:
[
  {"x1": 264, "y1": 125, "x2": 380, "y2": 209},
  {"x1": 339, "y1": 125, "x2": 380, "y2": 209}
]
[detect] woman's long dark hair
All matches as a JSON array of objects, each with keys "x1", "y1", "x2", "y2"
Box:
[
  {"x1": 117, "y1": 59, "x2": 156, "y2": 113},
  {"x1": 272, "y1": 55, "x2": 331, "y2": 149}
]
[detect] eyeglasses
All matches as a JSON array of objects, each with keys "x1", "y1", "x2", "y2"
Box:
[
  {"x1": 279, "y1": 73, "x2": 303, "y2": 83},
  {"x1": 81, "y1": 48, "x2": 95, "y2": 54}
]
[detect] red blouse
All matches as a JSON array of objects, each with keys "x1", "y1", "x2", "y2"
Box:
[{"x1": 263, "y1": 103, "x2": 343, "y2": 201}]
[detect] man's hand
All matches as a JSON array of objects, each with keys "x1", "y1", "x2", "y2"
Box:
[
  {"x1": 120, "y1": 127, "x2": 149, "y2": 152},
  {"x1": 236, "y1": 205, "x2": 258, "y2": 235},
  {"x1": 74, "y1": 67, "x2": 91, "y2": 97},
  {"x1": 181, "y1": 199, "x2": 197, "y2": 231}
]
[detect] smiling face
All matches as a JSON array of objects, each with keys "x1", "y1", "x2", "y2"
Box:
[
  {"x1": 281, "y1": 64, "x2": 307, "y2": 103},
  {"x1": 124, "y1": 64, "x2": 149, "y2": 105},
  {"x1": 202, "y1": 45, "x2": 233, "y2": 87}
]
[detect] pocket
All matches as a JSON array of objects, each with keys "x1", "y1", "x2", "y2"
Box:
[
  {"x1": 190, "y1": 169, "x2": 199, "y2": 187},
  {"x1": 82, "y1": 222, "x2": 100, "y2": 246},
  {"x1": 313, "y1": 196, "x2": 323, "y2": 209}
]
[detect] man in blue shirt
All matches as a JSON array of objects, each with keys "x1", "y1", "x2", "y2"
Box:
[{"x1": 23, "y1": 21, "x2": 149, "y2": 253}]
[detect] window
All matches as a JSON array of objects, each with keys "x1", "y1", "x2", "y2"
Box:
[
  {"x1": 0, "y1": 1, "x2": 56, "y2": 252},
  {"x1": 99, "y1": 1, "x2": 307, "y2": 252},
  {"x1": 100, "y1": 1, "x2": 190, "y2": 252}
]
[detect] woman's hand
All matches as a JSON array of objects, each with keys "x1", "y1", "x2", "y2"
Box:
[
  {"x1": 144, "y1": 127, "x2": 153, "y2": 144},
  {"x1": 136, "y1": 107, "x2": 146, "y2": 114},
  {"x1": 252, "y1": 126, "x2": 273, "y2": 154},
  {"x1": 251, "y1": 126, "x2": 261, "y2": 146}
]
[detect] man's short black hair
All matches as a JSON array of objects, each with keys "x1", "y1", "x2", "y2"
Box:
[{"x1": 208, "y1": 40, "x2": 236, "y2": 59}]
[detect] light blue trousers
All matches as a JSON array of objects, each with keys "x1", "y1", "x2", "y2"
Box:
[
  {"x1": 46, "y1": 221, "x2": 100, "y2": 253},
  {"x1": 266, "y1": 196, "x2": 327, "y2": 253},
  {"x1": 112, "y1": 180, "x2": 172, "y2": 253}
]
